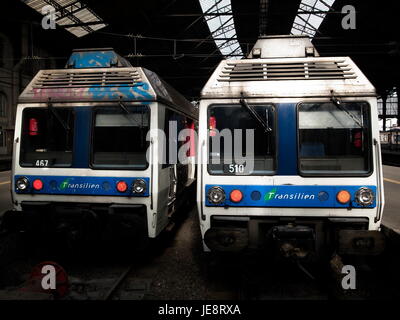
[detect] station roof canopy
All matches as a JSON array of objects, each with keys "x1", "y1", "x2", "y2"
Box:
[
  {"x1": 290, "y1": 0, "x2": 336, "y2": 38},
  {"x1": 22, "y1": 0, "x2": 107, "y2": 37},
  {"x1": 9, "y1": 0, "x2": 400, "y2": 99}
]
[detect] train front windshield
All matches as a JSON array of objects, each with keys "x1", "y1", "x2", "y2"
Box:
[
  {"x1": 208, "y1": 104, "x2": 275, "y2": 175},
  {"x1": 20, "y1": 105, "x2": 150, "y2": 170},
  {"x1": 20, "y1": 107, "x2": 74, "y2": 167},
  {"x1": 298, "y1": 102, "x2": 372, "y2": 175},
  {"x1": 92, "y1": 105, "x2": 150, "y2": 170},
  {"x1": 206, "y1": 102, "x2": 372, "y2": 177}
]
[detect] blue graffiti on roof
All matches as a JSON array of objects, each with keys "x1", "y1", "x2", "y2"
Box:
[
  {"x1": 67, "y1": 51, "x2": 119, "y2": 68},
  {"x1": 88, "y1": 82, "x2": 153, "y2": 100}
]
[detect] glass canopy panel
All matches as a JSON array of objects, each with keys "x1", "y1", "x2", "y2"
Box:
[{"x1": 199, "y1": 0, "x2": 243, "y2": 59}]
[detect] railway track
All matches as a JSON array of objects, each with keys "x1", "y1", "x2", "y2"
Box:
[
  {"x1": 99, "y1": 265, "x2": 135, "y2": 300},
  {"x1": 203, "y1": 250, "x2": 396, "y2": 300}
]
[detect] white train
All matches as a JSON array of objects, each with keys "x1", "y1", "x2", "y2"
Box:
[
  {"x1": 197, "y1": 36, "x2": 385, "y2": 257},
  {"x1": 3, "y1": 48, "x2": 197, "y2": 246}
]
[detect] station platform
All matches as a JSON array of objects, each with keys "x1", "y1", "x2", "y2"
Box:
[
  {"x1": 382, "y1": 165, "x2": 400, "y2": 234},
  {"x1": 382, "y1": 150, "x2": 400, "y2": 167}
]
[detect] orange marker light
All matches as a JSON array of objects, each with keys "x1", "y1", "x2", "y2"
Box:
[
  {"x1": 33, "y1": 179, "x2": 43, "y2": 191},
  {"x1": 230, "y1": 189, "x2": 243, "y2": 203},
  {"x1": 336, "y1": 190, "x2": 351, "y2": 204},
  {"x1": 116, "y1": 181, "x2": 128, "y2": 193}
]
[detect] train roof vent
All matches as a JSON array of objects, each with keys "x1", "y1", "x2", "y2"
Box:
[
  {"x1": 66, "y1": 48, "x2": 131, "y2": 69},
  {"x1": 32, "y1": 69, "x2": 142, "y2": 89},
  {"x1": 218, "y1": 60, "x2": 357, "y2": 82}
]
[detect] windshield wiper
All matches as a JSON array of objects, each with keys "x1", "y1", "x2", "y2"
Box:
[
  {"x1": 331, "y1": 91, "x2": 363, "y2": 128},
  {"x1": 47, "y1": 99, "x2": 70, "y2": 131},
  {"x1": 240, "y1": 94, "x2": 272, "y2": 133},
  {"x1": 118, "y1": 99, "x2": 146, "y2": 147},
  {"x1": 118, "y1": 99, "x2": 143, "y2": 128}
]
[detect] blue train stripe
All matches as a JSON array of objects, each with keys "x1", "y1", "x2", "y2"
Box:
[
  {"x1": 205, "y1": 185, "x2": 376, "y2": 208},
  {"x1": 15, "y1": 175, "x2": 150, "y2": 197}
]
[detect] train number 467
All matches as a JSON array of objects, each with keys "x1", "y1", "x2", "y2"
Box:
[{"x1": 35, "y1": 160, "x2": 49, "y2": 167}]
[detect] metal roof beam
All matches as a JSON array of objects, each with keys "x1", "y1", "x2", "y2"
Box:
[
  {"x1": 291, "y1": 24, "x2": 316, "y2": 37},
  {"x1": 291, "y1": 0, "x2": 335, "y2": 38},
  {"x1": 259, "y1": 0, "x2": 270, "y2": 36},
  {"x1": 205, "y1": 4, "x2": 232, "y2": 22},
  {"x1": 295, "y1": 14, "x2": 322, "y2": 35},
  {"x1": 183, "y1": 0, "x2": 225, "y2": 33},
  {"x1": 198, "y1": 0, "x2": 243, "y2": 59},
  {"x1": 57, "y1": 21, "x2": 106, "y2": 28},
  {"x1": 299, "y1": 3, "x2": 325, "y2": 18},
  {"x1": 55, "y1": 1, "x2": 88, "y2": 21}
]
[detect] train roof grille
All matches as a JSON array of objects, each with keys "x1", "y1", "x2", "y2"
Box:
[
  {"x1": 32, "y1": 69, "x2": 142, "y2": 89},
  {"x1": 218, "y1": 60, "x2": 357, "y2": 82}
]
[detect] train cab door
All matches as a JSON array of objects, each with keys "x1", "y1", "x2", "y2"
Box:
[
  {"x1": 159, "y1": 107, "x2": 193, "y2": 221},
  {"x1": 158, "y1": 107, "x2": 181, "y2": 221}
]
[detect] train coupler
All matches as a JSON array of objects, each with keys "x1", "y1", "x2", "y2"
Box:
[{"x1": 271, "y1": 224, "x2": 315, "y2": 259}]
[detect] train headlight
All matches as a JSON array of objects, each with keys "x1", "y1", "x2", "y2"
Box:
[
  {"x1": 355, "y1": 187, "x2": 374, "y2": 206},
  {"x1": 208, "y1": 186, "x2": 226, "y2": 204},
  {"x1": 133, "y1": 179, "x2": 146, "y2": 194},
  {"x1": 16, "y1": 177, "x2": 29, "y2": 191}
]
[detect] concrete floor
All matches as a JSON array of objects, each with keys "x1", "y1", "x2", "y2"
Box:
[{"x1": 382, "y1": 165, "x2": 400, "y2": 233}]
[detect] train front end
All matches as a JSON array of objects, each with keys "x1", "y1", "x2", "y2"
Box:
[
  {"x1": 4, "y1": 49, "x2": 162, "y2": 245},
  {"x1": 197, "y1": 36, "x2": 385, "y2": 257}
]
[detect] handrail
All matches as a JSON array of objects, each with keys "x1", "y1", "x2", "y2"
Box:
[
  {"x1": 374, "y1": 139, "x2": 384, "y2": 223},
  {"x1": 200, "y1": 140, "x2": 206, "y2": 221},
  {"x1": 150, "y1": 137, "x2": 154, "y2": 211}
]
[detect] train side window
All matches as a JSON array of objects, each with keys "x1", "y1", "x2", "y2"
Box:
[
  {"x1": 298, "y1": 102, "x2": 372, "y2": 176},
  {"x1": 20, "y1": 107, "x2": 74, "y2": 167},
  {"x1": 163, "y1": 108, "x2": 187, "y2": 168}
]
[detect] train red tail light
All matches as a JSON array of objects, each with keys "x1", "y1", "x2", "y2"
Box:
[
  {"x1": 116, "y1": 181, "x2": 128, "y2": 193},
  {"x1": 32, "y1": 179, "x2": 43, "y2": 191}
]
